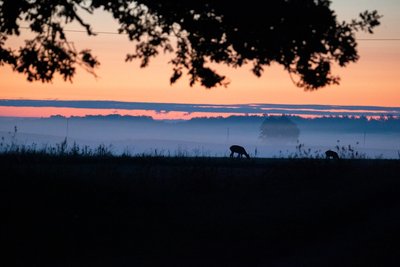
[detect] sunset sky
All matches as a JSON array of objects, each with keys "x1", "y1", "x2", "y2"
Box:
[{"x1": 1, "y1": 0, "x2": 399, "y2": 112}]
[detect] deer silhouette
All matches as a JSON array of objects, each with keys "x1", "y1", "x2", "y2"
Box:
[
  {"x1": 230, "y1": 145, "x2": 250, "y2": 159},
  {"x1": 325, "y1": 150, "x2": 339, "y2": 159}
]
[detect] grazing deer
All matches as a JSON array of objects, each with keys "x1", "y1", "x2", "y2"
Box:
[
  {"x1": 325, "y1": 150, "x2": 339, "y2": 159},
  {"x1": 230, "y1": 145, "x2": 250, "y2": 159}
]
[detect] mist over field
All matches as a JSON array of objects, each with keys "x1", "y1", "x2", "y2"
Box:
[{"x1": 1, "y1": 114, "x2": 399, "y2": 159}]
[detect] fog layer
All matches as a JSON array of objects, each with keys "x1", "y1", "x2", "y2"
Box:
[{"x1": 1, "y1": 115, "x2": 399, "y2": 159}]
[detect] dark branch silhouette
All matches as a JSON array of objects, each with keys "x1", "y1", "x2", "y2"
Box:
[{"x1": 0, "y1": 0, "x2": 381, "y2": 89}]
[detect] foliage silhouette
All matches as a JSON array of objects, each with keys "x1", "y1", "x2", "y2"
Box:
[{"x1": 0, "y1": 0, "x2": 380, "y2": 89}]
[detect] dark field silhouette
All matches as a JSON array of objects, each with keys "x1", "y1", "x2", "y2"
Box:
[{"x1": 2, "y1": 154, "x2": 400, "y2": 266}]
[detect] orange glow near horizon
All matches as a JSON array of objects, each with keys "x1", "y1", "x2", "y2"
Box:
[
  {"x1": 0, "y1": 106, "x2": 257, "y2": 120},
  {"x1": 1, "y1": 2, "x2": 400, "y2": 119},
  {"x1": 1, "y1": 106, "x2": 397, "y2": 121},
  {"x1": 1, "y1": 38, "x2": 399, "y2": 107}
]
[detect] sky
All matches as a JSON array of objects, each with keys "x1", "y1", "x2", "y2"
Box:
[{"x1": 1, "y1": 0, "x2": 399, "y2": 114}]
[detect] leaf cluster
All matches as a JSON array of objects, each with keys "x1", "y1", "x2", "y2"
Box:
[{"x1": 0, "y1": 0, "x2": 381, "y2": 89}]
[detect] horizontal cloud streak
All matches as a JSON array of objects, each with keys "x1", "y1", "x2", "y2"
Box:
[{"x1": 0, "y1": 99, "x2": 399, "y2": 118}]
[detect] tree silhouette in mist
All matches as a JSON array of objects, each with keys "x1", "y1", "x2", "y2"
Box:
[
  {"x1": 259, "y1": 115, "x2": 300, "y2": 144},
  {"x1": 0, "y1": 0, "x2": 381, "y2": 89}
]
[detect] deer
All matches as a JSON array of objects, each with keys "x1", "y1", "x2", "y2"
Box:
[
  {"x1": 325, "y1": 150, "x2": 339, "y2": 159},
  {"x1": 230, "y1": 145, "x2": 250, "y2": 159}
]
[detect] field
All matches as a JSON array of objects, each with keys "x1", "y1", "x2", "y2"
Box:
[{"x1": 2, "y1": 154, "x2": 400, "y2": 266}]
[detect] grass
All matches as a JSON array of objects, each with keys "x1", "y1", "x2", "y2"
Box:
[
  {"x1": 2, "y1": 148, "x2": 400, "y2": 266},
  {"x1": 0, "y1": 125, "x2": 377, "y2": 159}
]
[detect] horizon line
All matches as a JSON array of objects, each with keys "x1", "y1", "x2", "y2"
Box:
[{"x1": 1, "y1": 99, "x2": 400, "y2": 110}]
